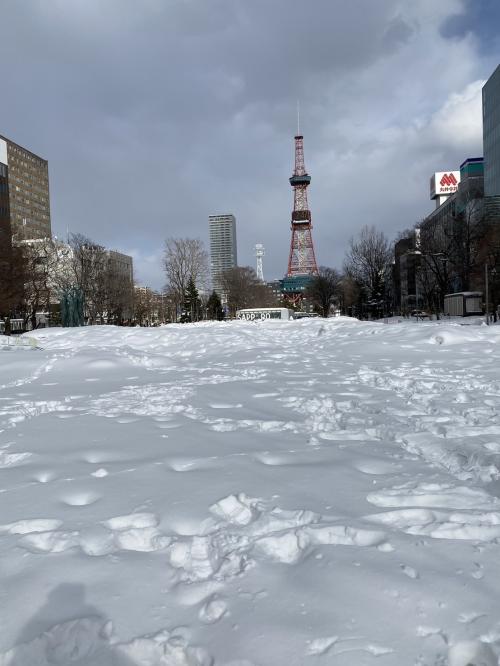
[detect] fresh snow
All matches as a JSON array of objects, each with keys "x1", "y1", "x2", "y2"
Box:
[{"x1": 1, "y1": 317, "x2": 500, "y2": 664}]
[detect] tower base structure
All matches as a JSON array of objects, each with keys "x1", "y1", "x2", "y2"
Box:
[
  {"x1": 280, "y1": 275, "x2": 314, "y2": 307},
  {"x1": 287, "y1": 223, "x2": 318, "y2": 277}
]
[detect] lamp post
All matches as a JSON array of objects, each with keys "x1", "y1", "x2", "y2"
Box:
[
  {"x1": 485, "y1": 263, "x2": 489, "y2": 325},
  {"x1": 405, "y1": 249, "x2": 448, "y2": 316},
  {"x1": 485, "y1": 265, "x2": 496, "y2": 325}
]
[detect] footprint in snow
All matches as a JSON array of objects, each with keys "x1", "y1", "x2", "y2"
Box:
[
  {"x1": 198, "y1": 596, "x2": 228, "y2": 624},
  {"x1": 401, "y1": 564, "x2": 419, "y2": 579},
  {"x1": 306, "y1": 636, "x2": 338, "y2": 656},
  {"x1": 209, "y1": 403, "x2": 243, "y2": 409},
  {"x1": 0, "y1": 451, "x2": 32, "y2": 468},
  {"x1": 32, "y1": 469, "x2": 57, "y2": 483},
  {"x1": 60, "y1": 491, "x2": 101, "y2": 507},
  {"x1": 91, "y1": 468, "x2": 108, "y2": 478}
]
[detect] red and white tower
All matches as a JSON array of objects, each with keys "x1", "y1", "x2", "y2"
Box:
[{"x1": 287, "y1": 133, "x2": 318, "y2": 276}]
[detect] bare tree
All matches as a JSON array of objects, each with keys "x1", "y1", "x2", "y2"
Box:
[
  {"x1": 344, "y1": 226, "x2": 392, "y2": 313},
  {"x1": 0, "y1": 233, "x2": 25, "y2": 333},
  {"x1": 20, "y1": 238, "x2": 60, "y2": 329},
  {"x1": 105, "y1": 267, "x2": 134, "y2": 324},
  {"x1": 134, "y1": 286, "x2": 154, "y2": 326},
  {"x1": 162, "y1": 286, "x2": 181, "y2": 322},
  {"x1": 221, "y1": 266, "x2": 276, "y2": 316},
  {"x1": 69, "y1": 233, "x2": 108, "y2": 324},
  {"x1": 337, "y1": 274, "x2": 362, "y2": 316},
  {"x1": 163, "y1": 238, "x2": 209, "y2": 312},
  {"x1": 134, "y1": 287, "x2": 170, "y2": 325},
  {"x1": 474, "y1": 221, "x2": 500, "y2": 319},
  {"x1": 419, "y1": 189, "x2": 488, "y2": 300},
  {"x1": 448, "y1": 195, "x2": 487, "y2": 292},
  {"x1": 305, "y1": 267, "x2": 340, "y2": 317}
]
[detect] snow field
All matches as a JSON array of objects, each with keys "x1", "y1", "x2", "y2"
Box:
[{"x1": 1, "y1": 318, "x2": 500, "y2": 664}]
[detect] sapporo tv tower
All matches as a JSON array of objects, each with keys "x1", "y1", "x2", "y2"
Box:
[{"x1": 282, "y1": 108, "x2": 319, "y2": 304}]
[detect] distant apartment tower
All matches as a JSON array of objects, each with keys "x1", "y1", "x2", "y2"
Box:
[
  {"x1": 483, "y1": 65, "x2": 500, "y2": 197},
  {"x1": 0, "y1": 142, "x2": 10, "y2": 251},
  {"x1": 0, "y1": 135, "x2": 51, "y2": 240},
  {"x1": 209, "y1": 214, "x2": 237, "y2": 295},
  {"x1": 107, "y1": 250, "x2": 134, "y2": 284},
  {"x1": 107, "y1": 250, "x2": 134, "y2": 320}
]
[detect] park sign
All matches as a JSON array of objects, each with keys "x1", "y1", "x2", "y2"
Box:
[
  {"x1": 236, "y1": 308, "x2": 294, "y2": 321},
  {"x1": 430, "y1": 171, "x2": 460, "y2": 199}
]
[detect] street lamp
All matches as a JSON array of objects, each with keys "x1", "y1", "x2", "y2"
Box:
[{"x1": 485, "y1": 264, "x2": 497, "y2": 325}]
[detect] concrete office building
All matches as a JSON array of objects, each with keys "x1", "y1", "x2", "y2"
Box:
[
  {"x1": 209, "y1": 214, "x2": 237, "y2": 296},
  {"x1": 394, "y1": 158, "x2": 486, "y2": 311},
  {"x1": 422, "y1": 158, "x2": 485, "y2": 292},
  {"x1": 483, "y1": 65, "x2": 500, "y2": 198},
  {"x1": 108, "y1": 250, "x2": 134, "y2": 284},
  {"x1": 394, "y1": 234, "x2": 419, "y2": 312},
  {"x1": 106, "y1": 250, "x2": 134, "y2": 321},
  {"x1": 0, "y1": 146, "x2": 11, "y2": 252},
  {"x1": 0, "y1": 135, "x2": 51, "y2": 240}
]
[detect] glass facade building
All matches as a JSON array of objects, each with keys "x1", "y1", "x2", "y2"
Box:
[
  {"x1": 483, "y1": 65, "x2": 500, "y2": 197},
  {"x1": 209, "y1": 214, "x2": 237, "y2": 297}
]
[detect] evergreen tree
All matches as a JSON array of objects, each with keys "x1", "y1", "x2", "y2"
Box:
[
  {"x1": 181, "y1": 277, "x2": 201, "y2": 322},
  {"x1": 206, "y1": 290, "x2": 224, "y2": 320}
]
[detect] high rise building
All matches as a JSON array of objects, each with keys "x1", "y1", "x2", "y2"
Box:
[
  {"x1": 0, "y1": 135, "x2": 51, "y2": 240},
  {"x1": 483, "y1": 65, "x2": 500, "y2": 198},
  {"x1": 107, "y1": 249, "x2": 134, "y2": 284},
  {"x1": 209, "y1": 214, "x2": 237, "y2": 295},
  {"x1": 0, "y1": 143, "x2": 11, "y2": 252},
  {"x1": 106, "y1": 249, "x2": 134, "y2": 320}
]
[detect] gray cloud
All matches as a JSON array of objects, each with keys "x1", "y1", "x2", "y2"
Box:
[{"x1": 0, "y1": 0, "x2": 495, "y2": 288}]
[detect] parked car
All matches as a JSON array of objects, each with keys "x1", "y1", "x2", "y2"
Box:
[
  {"x1": 410, "y1": 310, "x2": 431, "y2": 319},
  {"x1": 294, "y1": 312, "x2": 319, "y2": 319}
]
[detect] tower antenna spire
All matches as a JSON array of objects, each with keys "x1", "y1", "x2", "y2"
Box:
[{"x1": 296, "y1": 100, "x2": 300, "y2": 136}]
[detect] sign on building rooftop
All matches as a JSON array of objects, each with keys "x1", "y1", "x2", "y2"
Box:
[{"x1": 430, "y1": 171, "x2": 460, "y2": 199}]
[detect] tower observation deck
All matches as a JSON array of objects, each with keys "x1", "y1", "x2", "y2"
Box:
[{"x1": 286, "y1": 134, "x2": 318, "y2": 276}]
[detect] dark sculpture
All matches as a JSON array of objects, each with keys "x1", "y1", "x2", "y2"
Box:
[{"x1": 61, "y1": 286, "x2": 84, "y2": 327}]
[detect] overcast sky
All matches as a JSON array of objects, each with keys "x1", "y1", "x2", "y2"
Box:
[{"x1": 1, "y1": 0, "x2": 499, "y2": 289}]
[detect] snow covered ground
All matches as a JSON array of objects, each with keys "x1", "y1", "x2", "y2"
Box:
[{"x1": 2, "y1": 317, "x2": 500, "y2": 665}]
